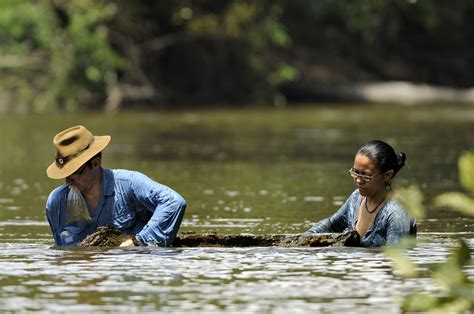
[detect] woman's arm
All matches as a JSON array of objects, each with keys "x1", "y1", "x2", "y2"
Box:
[
  {"x1": 385, "y1": 208, "x2": 414, "y2": 245},
  {"x1": 302, "y1": 193, "x2": 355, "y2": 235}
]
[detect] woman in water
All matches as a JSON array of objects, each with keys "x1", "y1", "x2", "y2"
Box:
[{"x1": 303, "y1": 140, "x2": 416, "y2": 247}]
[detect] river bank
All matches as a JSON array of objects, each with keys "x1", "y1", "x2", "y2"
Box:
[{"x1": 284, "y1": 80, "x2": 474, "y2": 105}]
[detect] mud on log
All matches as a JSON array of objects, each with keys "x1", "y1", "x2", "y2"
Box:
[
  {"x1": 78, "y1": 226, "x2": 132, "y2": 247},
  {"x1": 79, "y1": 225, "x2": 360, "y2": 248}
]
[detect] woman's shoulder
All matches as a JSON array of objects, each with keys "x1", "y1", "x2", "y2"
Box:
[
  {"x1": 384, "y1": 196, "x2": 413, "y2": 221},
  {"x1": 337, "y1": 189, "x2": 361, "y2": 211},
  {"x1": 385, "y1": 197, "x2": 406, "y2": 212},
  {"x1": 347, "y1": 189, "x2": 362, "y2": 202}
]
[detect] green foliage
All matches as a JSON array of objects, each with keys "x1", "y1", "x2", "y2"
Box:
[
  {"x1": 0, "y1": 0, "x2": 123, "y2": 113},
  {"x1": 384, "y1": 237, "x2": 419, "y2": 278},
  {"x1": 387, "y1": 235, "x2": 473, "y2": 313},
  {"x1": 398, "y1": 239, "x2": 473, "y2": 313},
  {"x1": 393, "y1": 185, "x2": 426, "y2": 220},
  {"x1": 184, "y1": 1, "x2": 297, "y2": 104},
  {"x1": 459, "y1": 151, "x2": 474, "y2": 194},
  {"x1": 434, "y1": 192, "x2": 474, "y2": 217},
  {"x1": 2, "y1": 0, "x2": 474, "y2": 111},
  {"x1": 434, "y1": 150, "x2": 474, "y2": 216},
  {"x1": 385, "y1": 151, "x2": 474, "y2": 313}
]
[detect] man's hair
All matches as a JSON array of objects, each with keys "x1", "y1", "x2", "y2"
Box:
[{"x1": 85, "y1": 152, "x2": 102, "y2": 167}]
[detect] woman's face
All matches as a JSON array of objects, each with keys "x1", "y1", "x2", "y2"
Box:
[{"x1": 352, "y1": 153, "x2": 390, "y2": 198}]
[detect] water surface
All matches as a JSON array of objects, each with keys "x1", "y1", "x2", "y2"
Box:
[{"x1": 0, "y1": 104, "x2": 473, "y2": 312}]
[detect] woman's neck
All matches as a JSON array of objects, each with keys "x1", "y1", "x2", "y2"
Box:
[{"x1": 366, "y1": 191, "x2": 386, "y2": 204}]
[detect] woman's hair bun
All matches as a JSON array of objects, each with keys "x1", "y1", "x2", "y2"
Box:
[{"x1": 396, "y1": 152, "x2": 406, "y2": 171}]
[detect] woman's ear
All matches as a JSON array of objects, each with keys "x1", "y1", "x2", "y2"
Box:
[{"x1": 384, "y1": 169, "x2": 394, "y2": 182}]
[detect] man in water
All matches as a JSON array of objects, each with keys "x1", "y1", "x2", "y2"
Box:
[{"x1": 45, "y1": 125, "x2": 186, "y2": 247}]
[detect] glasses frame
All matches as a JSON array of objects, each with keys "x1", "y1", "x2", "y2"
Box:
[{"x1": 348, "y1": 168, "x2": 381, "y2": 182}]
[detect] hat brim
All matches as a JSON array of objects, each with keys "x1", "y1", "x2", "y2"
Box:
[{"x1": 46, "y1": 135, "x2": 111, "y2": 179}]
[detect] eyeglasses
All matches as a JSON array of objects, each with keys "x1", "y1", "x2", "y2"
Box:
[
  {"x1": 348, "y1": 168, "x2": 380, "y2": 182},
  {"x1": 68, "y1": 163, "x2": 89, "y2": 179}
]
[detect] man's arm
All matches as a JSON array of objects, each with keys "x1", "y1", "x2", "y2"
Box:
[
  {"x1": 45, "y1": 188, "x2": 65, "y2": 246},
  {"x1": 128, "y1": 172, "x2": 186, "y2": 246}
]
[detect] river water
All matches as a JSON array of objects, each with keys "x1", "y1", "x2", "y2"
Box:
[{"x1": 0, "y1": 104, "x2": 473, "y2": 312}]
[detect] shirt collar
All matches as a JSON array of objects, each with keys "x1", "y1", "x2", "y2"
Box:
[{"x1": 102, "y1": 168, "x2": 115, "y2": 196}]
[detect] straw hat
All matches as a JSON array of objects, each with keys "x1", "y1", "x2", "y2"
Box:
[{"x1": 46, "y1": 125, "x2": 111, "y2": 179}]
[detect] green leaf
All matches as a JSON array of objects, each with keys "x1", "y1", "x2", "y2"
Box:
[
  {"x1": 393, "y1": 185, "x2": 425, "y2": 220},
  {"x1": 449, "y1": 284, "x2": 474, "y2": 301},
  {"x1": 433, "y1": 192, "x2": 474, "y2": 217},
  {"x1": 403, "y1": 293, "x2": 439, "y2": 311},
  {"x1": 459, "y1": 151, "x2": 474, "y2": 194},
  {"x1": 86, "y1": 66, "x2": 102, "y2": 82},
  {"x1": 432, "y1": 240, "x2": 470, "y2": 291},
  {"x1": 433, "y1": 260, "x2": 466, "y2": 289},
  {"x1": 384, "y1": 246, "x2": 419, "y2": 278},
  {"x1": 266, "y1": 20, "x2": 290, "y2": 47},
  {"x1": 429, "y1": 298, "x2": 472, "y2": 314},
  {"x1": 452, "y1": 239, "x2": 471, "y2": 268}
]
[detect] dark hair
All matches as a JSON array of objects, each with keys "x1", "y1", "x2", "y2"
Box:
[{"x1": 357, "y1": 140, "x2": 406, "y2": 178}]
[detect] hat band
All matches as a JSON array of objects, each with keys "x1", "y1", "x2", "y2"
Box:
[{"x1": 55, "y1": 143, "x2": 91, "y2": 166}]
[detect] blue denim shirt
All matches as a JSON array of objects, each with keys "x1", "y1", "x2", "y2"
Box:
[
  {"x1": 45, "y1": 168, "x2": 186, "y2": 247},
  {"x1": 303, "y1": 189, "x2": 416, "y2": 247}
]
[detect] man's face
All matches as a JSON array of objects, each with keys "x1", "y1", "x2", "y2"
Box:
[{"x1": 65, "y1": 159, "x2": 99, "y2": 194}]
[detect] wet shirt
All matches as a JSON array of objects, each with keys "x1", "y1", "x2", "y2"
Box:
[
  {"x1": 46, "y1": 169, "x2": 186, "y2": 247},
  {"x1": 303, "y1": 189, "x2": 416, "y2": 247}
]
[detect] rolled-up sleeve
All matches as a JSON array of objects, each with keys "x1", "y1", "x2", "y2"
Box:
[{"x1": 130, "y1": 172, "x2": 186, "y2": 246}]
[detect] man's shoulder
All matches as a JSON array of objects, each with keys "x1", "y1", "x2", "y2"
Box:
[
  {"x1": 48, "y1": 184, "x2": 69, "y2": 198},
  {"x1": 108, "y1": 168, "x2": 142, "y2": 180},
  {"x1": 107, "y1": 169, "x2": 154, "y2": 186},
  {"x1": 46, "y1": 184, "x2": 68, "y2": 209}
]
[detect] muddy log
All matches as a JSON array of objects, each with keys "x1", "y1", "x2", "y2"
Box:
[
  {"x1": 79, "y1": 225, "x2": 360, "y2": 248},
  {"x1": 78, "y1": 226, "x2": 132, "y2": 247}
]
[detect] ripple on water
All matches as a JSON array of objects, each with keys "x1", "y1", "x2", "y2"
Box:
[
  {"x1": 303, "y1": 196, "x2": 324, "y2": 202},
  {"x1": 0, "y1": 234, "x2": 472, "y2": 312},
  {"x1": 0, "y1": 198, "x2": 14, "y2": 204}
]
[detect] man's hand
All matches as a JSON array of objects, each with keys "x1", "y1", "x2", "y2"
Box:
[{"x1": 119, "y1": 239, "x2": 135, "y2": 247}]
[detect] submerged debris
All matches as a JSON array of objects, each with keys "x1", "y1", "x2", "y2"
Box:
[{"x1": 79, "y1": 225, "x2": 360, "y2": 248}]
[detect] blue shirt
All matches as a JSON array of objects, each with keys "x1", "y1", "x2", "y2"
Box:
[
  {"x1": 303, "y1": 189, "x2": 416, "y2": 247},
  {"x1": 45, "y1": 168, "x2": 187, "y2": 247}
]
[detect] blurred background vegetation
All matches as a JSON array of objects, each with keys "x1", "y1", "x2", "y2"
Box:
[
  {"x1": 388, "y1": 150, "x2": 474, "y2": 313},
  {"x1": 1, "y1": 0, "x2": 473, "y2": 113}
]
